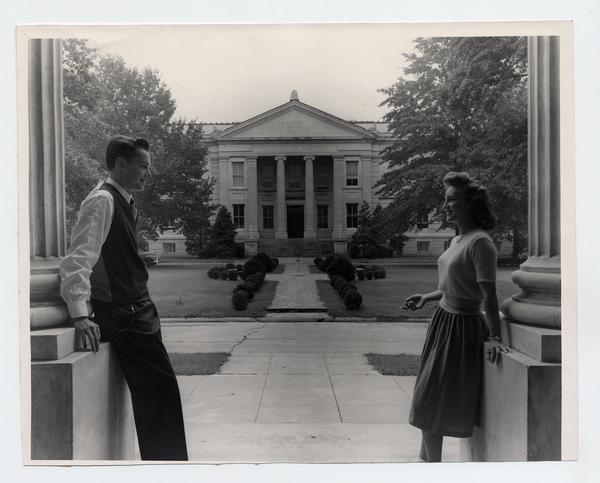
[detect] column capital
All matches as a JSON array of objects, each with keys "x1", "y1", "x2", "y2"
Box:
[
  {"x1": 303, "y1": 155, "x2": 315, "y2": 162},
  {"x1": 274, "y1": 155, "x2": 287, "y2": 162}
]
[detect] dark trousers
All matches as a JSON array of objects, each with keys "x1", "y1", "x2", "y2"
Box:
[{"x1": 91, "y1": 299, "x2": 188, "y2": 461}]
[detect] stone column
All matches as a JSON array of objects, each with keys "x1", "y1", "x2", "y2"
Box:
[
  {"x1": 361, "y1": 156, "x2": 373, "y2": 205},
  {"x1": 500, "y1": 36, "x2": 561, "y2": 329},
  {"x1": 218, "y1": 155, "x2": 229, "y2": 207},
  {"x1": 274, "y1": 155, "x2": 287, "y2": 239},
  {"x1": 303, "y1": 155, "x2": 316, "y2": 239},
  {"x1": 27, "y1": 39, "x2": 134, "y2": 460},
  {"x1": 462, "y1": 36, "x2": 562, "y2": 462},
  {"x1": 246, "y1": 157, "x2": 259, "y2": 239},
  {"x1": 331, "y1": 155, "x2": 346, "y2": 253},
  {"x1": 29, "y1": 39, "x2": 69, "y2": 329}
]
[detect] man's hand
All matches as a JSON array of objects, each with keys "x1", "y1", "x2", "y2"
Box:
[{"x1": 72, "y1": 317, "x2": 101, "y2": 353}]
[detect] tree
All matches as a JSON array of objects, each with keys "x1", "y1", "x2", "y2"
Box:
[
  {"x1": 202, "y1": 206, "x2": 238, "y2": 258},
  {"x1": 377, "y1": 37, "x2": 528, "y2": 256},
  {"x1": 62, "y1": 39, "x2": 214, "y2": 248}
]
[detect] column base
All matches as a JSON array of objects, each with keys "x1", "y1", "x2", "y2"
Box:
[
  {"x1": 275, "y1": 231, "x2": 288, "y2": 239},
  {"x1": 333, "y1": 240, "x2": 348, "y2": 255},
  {"x1": 244, "y1": 240, "x2": 259, "y2": 257},
  {"x1": 303, "y1": 229, "x2": 317, "y2": 239}
]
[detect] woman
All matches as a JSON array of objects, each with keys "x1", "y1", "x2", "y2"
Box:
[{"x1": 404, "y1": 171, "x2": 510, "y2": 463}]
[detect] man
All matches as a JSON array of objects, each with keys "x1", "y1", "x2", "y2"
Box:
[{"x1": 59, "y1": 135, "x2": 188, "y2": 461}]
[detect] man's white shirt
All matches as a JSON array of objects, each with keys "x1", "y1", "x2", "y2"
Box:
[{"x1": 59, "y1": 178, "x2": 133, "y2": 319}]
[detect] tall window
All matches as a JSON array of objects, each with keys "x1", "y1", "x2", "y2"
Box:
[
  {"x1": 262, "y1": 205, "x2": 274, "y2": 229},
  {"x1": 233, "y1": 204, "x2": 245, "y2": 228},
  {"x1": 288, "y1": 163, "x2": 302, "y2": 189},
  {"x1": 346, "y1": 203, "x2": 359, "y2": 228},
  {"x1": 316, "y1": 163, "x2": 330, "y2": 190},
  {"x1": 416, "y1": 210, "x2": 429, "y2": 229},
  {"x1": 232, "y1": 161, "x2": 244, "y2": 188},
  {"x1": 346, "y1": 160, "x2": 359, "y2": 186},
  {"x1": 317, "y1": 205, "x2": 329, "y2": 229},
  {"x1": 163, "y1": 242, "x2": 176, "y2": 253},
  {"x1": 261, "y1": 163, "x2": 274, "y2": 189}
]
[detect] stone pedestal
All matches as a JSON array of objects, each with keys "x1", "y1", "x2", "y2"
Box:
[
  {"x1": 274, "y1": 156, "x2": 287, "y2": 239},
  {"x1": 27, "y1": 39, "x2": 134, "y2": 461}
]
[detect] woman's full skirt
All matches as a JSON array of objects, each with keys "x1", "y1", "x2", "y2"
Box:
[{"x1": 409, "y1": 306, "x2": 489, "y2": 438}]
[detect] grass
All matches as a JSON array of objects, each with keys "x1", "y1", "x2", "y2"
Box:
[
  {"x1": 270, "y1": 264, "x2": 285, "y2": 274},
  {"x1": 308, "y1": 265, "x2": 323, "y2": 274},
  {"x1": 148, "y1": 265, "x2": 278, "y2": 318},
  {"x1": 317, "y1": 266, "x2": 519, "y2": 319},
  {"x1": 169, "y1": 352, "x2": 231, "y2": 375},
  {"x1": 366, "y1": 353, "x2": 421, "y2": 376}
]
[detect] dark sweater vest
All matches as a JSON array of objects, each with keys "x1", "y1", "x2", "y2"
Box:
[{"x1": 90, "y1": 183, "x2": 149, "y2": 304}]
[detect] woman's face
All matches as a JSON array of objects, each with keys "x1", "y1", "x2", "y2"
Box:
[{"x1": 443, "y1": 186, "x2": 471, "y2": 225}]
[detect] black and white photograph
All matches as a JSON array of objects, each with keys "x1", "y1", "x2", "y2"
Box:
[{"x1": 17, "y1": 21, "x2": 577, "y2": 469}]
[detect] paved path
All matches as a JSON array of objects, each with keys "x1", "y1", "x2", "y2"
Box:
[
  {"x1": 162, "y1": 321, "x2": 461, "y2": 463},
  {"x1": 266, "y1": 258, "x2": 329, "y2": 311}
]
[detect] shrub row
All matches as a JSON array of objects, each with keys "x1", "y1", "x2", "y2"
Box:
[
  {"x1": 232, "y1": 271, "x2": 266, "y2": 311},
  {"x1": 354, "y1": 265, "x2": 387, "y2": 281},
  {"x1": 329, "y1": 274, "x2": 363, "y2": 310},
  {"x1": 314, "y1": 255, "x2": 356, "y2": 281},
  {"x1": 207, "y1": 264, "x2": 244, "y2": 281}
]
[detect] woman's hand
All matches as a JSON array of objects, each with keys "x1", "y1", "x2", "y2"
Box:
[
  {"x1": 403, "y1": 294, "x2": 427, "y2": 311},
  {"x1": 485, "y1": 339, "x2": 511, "y2": 364}
]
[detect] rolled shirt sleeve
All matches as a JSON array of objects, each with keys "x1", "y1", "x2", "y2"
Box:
[
  {"x1": 472, "y1": 237, "x2": 497, "y2": 283},
  {"x1": 59, "y1": 189, "x2": 113, "y2": 319}
]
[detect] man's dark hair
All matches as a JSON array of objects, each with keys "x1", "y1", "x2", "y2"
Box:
[{"x1": 105, "y1": 135, "x2": 150, "y2": 170}]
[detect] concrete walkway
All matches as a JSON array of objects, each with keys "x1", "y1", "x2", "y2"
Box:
[
  {"x1": 266, "y1": 258, "x2": 329, "y2": 311},
  {"x1": 162, "y1": 321, "x2": 461, "y2": 463}
]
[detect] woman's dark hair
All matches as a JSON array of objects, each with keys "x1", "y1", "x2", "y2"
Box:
[
  {"x1": 106, "y1": 135, "x2": 150, "y2": 170},
  {"x1": 443, "y1": 171, "x2": 497, "y2": 231}
]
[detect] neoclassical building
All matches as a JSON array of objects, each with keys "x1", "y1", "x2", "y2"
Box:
[{"x1": 151, "y1": 91, "x2": 513, "y2": 258}]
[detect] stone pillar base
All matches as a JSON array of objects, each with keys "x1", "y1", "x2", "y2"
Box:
[
  {"x1": 303, "y1": 229, "x2": 317, "y2": 239},
  {"x1": 244, "y1": 240, "x2": 259, "y2": 256},
  {"x1": 460, "y1": 315, "x2": 561, "y2": 462},
  {"x1": 275, "y1": 231, "x2": 288, "y2": 240},
  {"x1": 333, "y1": 240, "x2": 348, "y2": 255},
  {"x1": 31, "y1": 342, "x2": 135, "y2": 460}
]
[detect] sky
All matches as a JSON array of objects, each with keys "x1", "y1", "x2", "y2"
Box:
[{"x1": 87, "y1": 25, "x2": 417, "y2": 123}]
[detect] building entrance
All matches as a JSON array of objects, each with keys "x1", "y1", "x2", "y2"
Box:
[{"x1": 287, "y1": 205, "x2": 304, "y2": 238}]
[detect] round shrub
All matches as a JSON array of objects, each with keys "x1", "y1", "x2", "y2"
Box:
[
  {"x1": 373, "y1": 268, "x2": 386, "y2": 279},
  {"x1": 344, "y1": 290, "x2": 363, "y2": 310},
  {"x1": 232, "y1": 290, "x2": 249, "y2": 311},
  {"x1": 314, "y1": 256, "x2": 324, "y2": 270},
  {"x1": 339, "y1": 283, "x2": 358, "y2": 298},
  {"x1": 327, "y1": 256, "x2": 356, "y2": 282},
  {"x1": 253, "y1": 253, "x2": 275, "y2": 272},
  {"x1": 235, "y1": 283, "x2": 255, "y2": 300},
  {"x1": 244, "y1": 277, "x2": 262, "y2": 292},
  {"x1": 321, "y1": 254, "x2": 336, "y2": 272},
  {"x1": 207, "y1": 267, "x2": 220, "y2": 279},
  {"x1": 365, "y1": 269, "x2": 373, "y2": 280},
  {"x1": 329, "y1": 275, "x2": 344, "y2": 288},
  {"x1": 243, "y1": 258, "x2": 267, "y2": 276},
  {"x1": 218, "y1": 270, "x2": 229, "y2": 280},
  {"x1": 356, "y1": 268, "x2": 365, "y2": 281},
  {"x1": 228, "y1": 269, "x2": 238, "y2": 281},
  {"x1": 333, "y1": 277, "x2": 347, "y2": 292}
]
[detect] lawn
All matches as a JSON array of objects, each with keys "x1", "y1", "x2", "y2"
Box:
[
  {"x1": 316, "y1": 266, "x2": 520, "y2": 320},
  {"x1": 147, "y1": 265, "x2": 278, "y2": 318}
]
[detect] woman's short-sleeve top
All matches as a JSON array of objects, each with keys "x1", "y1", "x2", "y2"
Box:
[{"x1": 437, "y1": 229, "x2": 497, "y2": 315}]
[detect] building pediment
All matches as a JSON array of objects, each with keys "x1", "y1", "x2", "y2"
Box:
[{"x1": 213, "y1": 98, "x2": 378, "y2": 141}]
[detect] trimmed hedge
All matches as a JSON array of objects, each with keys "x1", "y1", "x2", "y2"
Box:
[
  {"x1": 321, "y1": 254, "x2": 336, "y2": 272},
  {"x1": 328, "y1": 273, "x2": 363, "y2": 310},
  {"x1": 254, "y1": 252, "x2": 276, "y2": 272},
  {"x1": 232, "y1": 290, "x2": 249, "y2": 311},
  {"x1": 243, "y1": 258, "x2": 267, "y2": 276},
  {"x1": 235, "y1": 282, "x2": 255, "y2": 300},
  {"x1": 326, "y1": 256, "x2": 356, "y2": 282}
]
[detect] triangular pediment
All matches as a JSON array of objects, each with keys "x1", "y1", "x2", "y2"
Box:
[{"x1": 214, "y1": 101, "x2": 377, "y2": 141}]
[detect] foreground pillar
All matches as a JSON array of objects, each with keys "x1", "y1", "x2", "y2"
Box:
[
  {"x1": 462, "y1": 36, "x2": 562, "y2": 462},
  {"x1": 27, "y1": 39, "x2": 134, "y2": 460}
]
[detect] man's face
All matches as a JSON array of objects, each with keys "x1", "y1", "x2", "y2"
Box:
[{"x1": 119, "y1": 149, "x2": 152, "y2": 192}]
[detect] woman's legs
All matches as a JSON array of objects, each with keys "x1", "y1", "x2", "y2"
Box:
[{"x1": 420, "y1": 430, "x2": 443, "y2": 462}]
